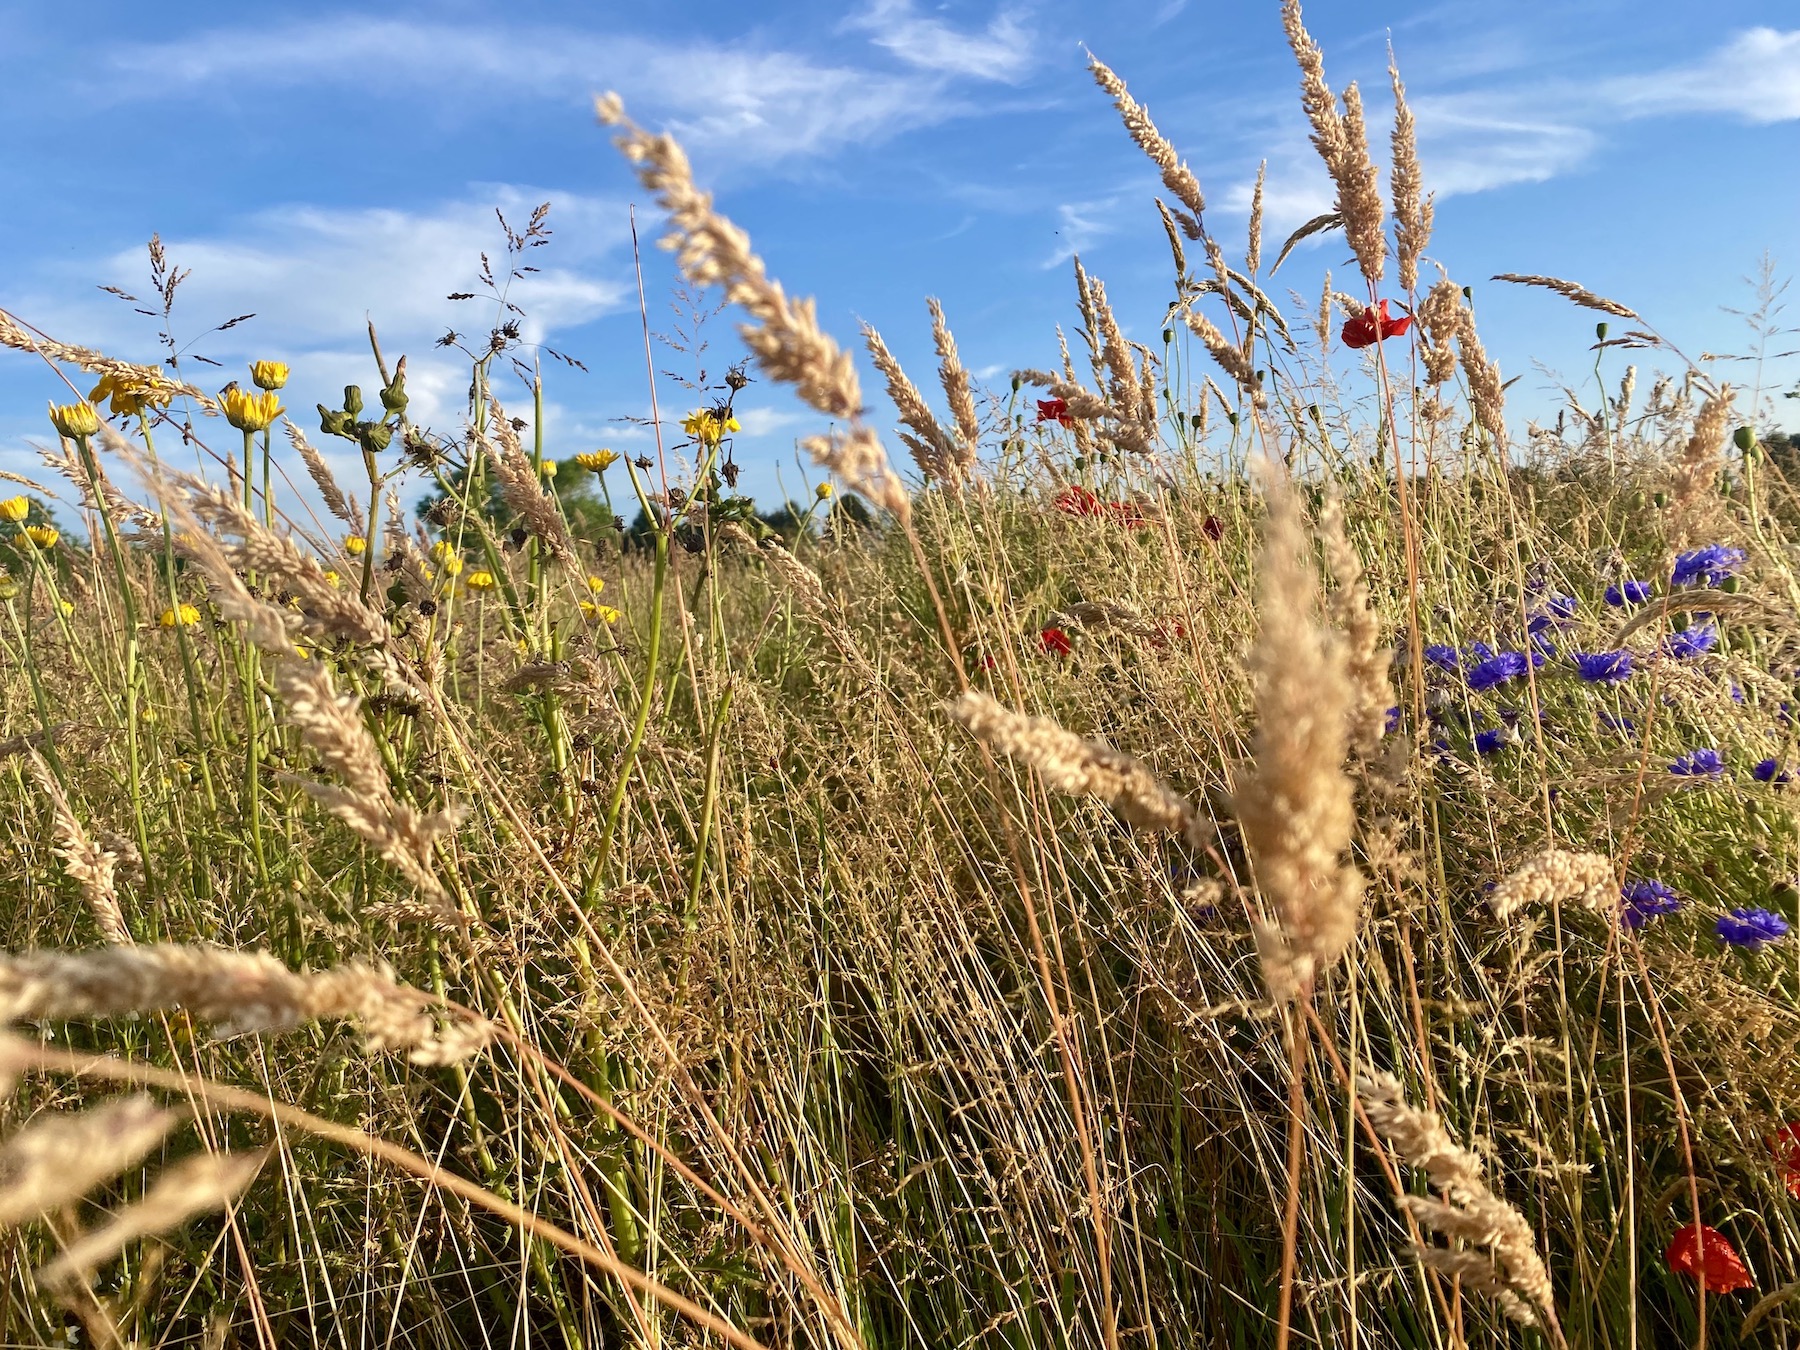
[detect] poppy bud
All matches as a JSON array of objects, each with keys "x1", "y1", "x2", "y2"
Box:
[
  {"x1": 1161, "y1": 328, "x2": 1174, "y2": 344},
  {"x1": 1722, "y1": 576, "x2": 1741, "y2": 594},
  {"x1": 342, "y1": 385, "x2": 364, "y2": 418},
  {"x1": 1596, "y1": 322, "x2": 1609, "y2": 342},
  {"x1": 1653, "y1": 491, "x2": 1668, "y2": 510},
  {"x1": 1011, "y1": 374, "x2": 1022, "y2": 393},
  {"x1": 1189, "y1": 413, "x2": 1204, "y2": 430},
  {"x1": 1734, "y1": 425, "x2": 1756, "y2": 452}
]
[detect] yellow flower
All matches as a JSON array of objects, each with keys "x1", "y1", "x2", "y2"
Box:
[
  {"x1": 0, "y1": 573, "x2": 14, "y2": 600},
  {"x1": 219, "y1": 385, "x2": 285, "y2": 433},
  {"x1": 23, "y1": 525, "x2": 59, "y2": 550},
  {"x1": 89, "y1": 371, "x2": 175, "y2": 419},
  {"x1": 250, "y1": 360, "x2": 290, "y2": 391},
  {"x1": 0, "y1": 496, "x2": 29, "y2": 523},
  {"x1": 574, "y1": 449, "x2": 620, "y2": 473},
  {"x1": 681, "y1": 409, "x2": 740, "y2": 448},
  {"x1": 816, "y1": 481, "x2": 834, "y2": 500},
  {"x1": 465, "y1": 569, "x2": 497, "y2": 592},
  {"x1": 585, "y1": 575, "x2": 606, "y2": 595},
  {"x1": 159, "y1": 603, "x2": 201, "y2": 629},
  {"x1": 345, "y1": 535, "x2": 368, "y2": 556},
  {"x1": 440, "y1": 556, "x2": 464, "y2": 577},
  {"x1": 322, "y1": 570, "x2": 341, "y2": 587},
  {"x1": 58, "y1": 600, "x2": 73, "y2": 617},
  {"x1": 581, "y1": 601, "x2": 621, "y2": 625},
  {"x1": 48, "y1": 401, "x2": 100, "y2": 439},
  {"x1": 539, "y1": 459, "x2": 559, "y2": 478}
]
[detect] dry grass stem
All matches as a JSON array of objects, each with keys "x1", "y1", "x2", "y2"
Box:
[
  {"x1": 1319, "y1": 500, "x2": 1393, "y2": 757},
  {"x1": 0, "y1": 1096, "x2": 177, "y2": 1231},
  {"x1": 1490, "y1": 274, "x2": 1638, "y2": 320}
]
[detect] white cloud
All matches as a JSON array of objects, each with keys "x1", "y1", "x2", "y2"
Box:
[
  {"x1": 842, "y1": 0, "x2": 1036, "y2": 83},
  {"x1": 1607, "y1": 27, "x2": 1800, "y2": 124},
  {"x1": 101, "y1": 13, "x2": 1016, "y2": 162},
  {"x1": 1043, "y1": 199, "x2": 1120, "y2": 268}
]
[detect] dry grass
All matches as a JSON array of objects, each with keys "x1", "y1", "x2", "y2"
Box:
[{"x1": 0, "y1": 21, "x2": 1794, "y2": 1350}]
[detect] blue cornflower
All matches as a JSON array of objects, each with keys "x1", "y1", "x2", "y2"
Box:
[
  {"x1": 1605, "y1": 580, "x2": 1653, "y2": 607},
  {"x1": 1716, "y1": 907, "x2": 1790, "y2": 950},
  {"x1": 1669, "y1": 748, "x2": 1726, "y2": 777},
  {"x1": 1621, "y1": 879, "x2": 1681, "y2": 929},
  {"x1": 1424, "y1": 644, "x2": 1460, "y2": 672},
  {"x1": 1467, "y1": 652, "x2": 1529, "y2": 692},
  {"x1": 1599, "y1": 712, "x2": 1638, "y2": 737},
  {"x1": 1572, "y1": 650, "x2": 1633, "y2": 684},
  {"x1": 1475, "y1": 728, "x2": 1511, "y2": 756},
  {"x1": 1527, "y1": 595, "x2": 1579, "y2": 634},
  {"x1": 1384, "y1": 705, "x2": 1401, "y2": 735},
  {"x1": 1753, "y1": 758, "x2": 1793, "y2": 784},
  {"x1": 1663, "y1": 619, "x2": 1719, "y2": 659},
  {"x1": 1467, "y1": 641, "x2": 1496, "y2": 663},
  {"x1": 1532, "y1": 631, "x2": 1559, "y2": 658},
  {"x1": 1671, "y1": 545, "x2": 1745, "y2": 588}
]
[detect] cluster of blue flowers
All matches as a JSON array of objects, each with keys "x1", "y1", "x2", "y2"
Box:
[
  {"x1": 1603, "y1": 880, "x2": 1790, "y2": 952},
  {"x1": 1671, "y1": 544, "x2": 1745, "y2": 588},
  {"x1": 1669, "y1": 748, "x2": 1727, "y2": 778},
  {"x1": 1717, "y1": 908, "x2": 1790, "y2": 949}
]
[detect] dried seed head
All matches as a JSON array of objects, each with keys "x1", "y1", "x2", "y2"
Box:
[{"x1": 1487, "y1": 850, "x2": 1615, "y2": 920}]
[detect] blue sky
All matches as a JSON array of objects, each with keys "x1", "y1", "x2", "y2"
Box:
[{"x1": 1, "y1": 0, "x2": 1796, "y2": 519}]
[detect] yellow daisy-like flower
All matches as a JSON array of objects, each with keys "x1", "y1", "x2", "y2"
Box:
[
  {"x1": 681, "y1": 409, "x2": 741, "y2": 448},
  {"x1": 23, "y1": 524, "x2": 59, "y2": 550},
  {"x1": 249, "y1": 360, "x2": 290, "y2": 391},
  {"x1": 439, "y1": 556, "x2": 464, "y2": 577},
  {"x1": 430, "y1": 539, "x2": 456, "y2": 561},
  {"x1": 0, "y1": 574, "x2": 16, "y2": 601},
  {"x1": 539, "y1": 459, "x2": 559, "y2": 478},
  {"x1": 0, "y1": 496, "x2": 29, "y2": 523},
  {"x1": 89, "y1": 370, "x2": 175, "y2": 419},
  {"x1": 322, "y1": 569, "x2": 341, "y2": 587},
  {"x1": 220, "y1": 385, "x2": 284, "y2": 433},
  {"x1": 48, "y1": 401, "x2": 100, "y2": 439},
  {"x1": 581, "y1": 601, "x2": 621, "y2": 625},
  {"x1": 816, "y1": 481, "x2": 834, "y2": 500},
  {"x1": 465, "y1": 569, "x2": 497, "y2": 592},
  {"x1": 574, "y1": 449, "x2": 620, "y2": 473},
  {"x1": 159, "y1": 603, "x2": 202, "y2": 629},
  {"x1": 58, "y1": 600, "x2": 74, "y2": 617},
  {"x1": 344, "y1": 535, "x2": 368, "y2": 556},
  {"x1": 585, "y1": 575, "x2": 606, "y2": 595}
]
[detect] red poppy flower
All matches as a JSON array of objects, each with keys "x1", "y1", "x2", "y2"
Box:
[
  {"x1": 1107, "y1": 500, "x2": 1149, "y2": 529},
  {"x1": 1201, "y1": 514, "x2": 1225, "y2": 541},
  {"x1": 1665, "y1": 1223, "x2": 1755, "y2": 1293},
  {"x1": 1772, "y1": 1123, "x2": 1800, "y2": 1199},
  {"x1": 1053, "y1": 484, "x2": 1106, "y2": 518},
  {"x1": 1036, "y1": 398, "x2": 1074, "y2": 427},
  {"x1": 1341, "y1": 299, "x2": 1414, "y2": 351},
  {"x1": 1038, "y1": 626, "x2": 1073, "y2": 657}
]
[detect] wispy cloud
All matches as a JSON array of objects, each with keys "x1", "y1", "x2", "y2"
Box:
[
  {"x1": 100, "y1": 11, "x2": 1025, "y2": 162},
  {"x1": 1043, "y1": 199, "x2": 1120, "y2": 268},
  {"x1": 1606, "y1": 27, "x2": 1800, "y2": 124},
  {"x1": 842, "y1": 0, "x2": 1036, "y2": 83}
]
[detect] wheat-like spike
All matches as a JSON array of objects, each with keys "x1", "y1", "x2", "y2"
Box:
[
  {"x1": 1490, "y1": 274, "x2": 1638, "y2": 320},
  {"x1": 1087, "y1": 56, "x2": 1205, "y2": 234},
  {"x1": 0, "y1": 309, "x2": 217, "y2": 412},
  {"x1": 1319, "y1": 500, "x2": 1393, "y2": 757},
  {"x1": 1182, "y1": 308, "x2": 1265, "y2": 405},
  {"x1": 286, "y1": 424, "x2": 359, "y2": 529},
  {"x1": 1669, "y1": 385, "x2": 1736, "y2": 542},
  {"x1": 1456, "y1": 309, "x2": 1507, "y2": 443},
  {"x1": 1487, "y1": 849, "x2": 1616, "y2": 920},
  {"x1": 37, "y1": 1150, "x2": 265, "y2": 1287},
  {"x1": 0, "y1": 1097, "x2": 177, "y2": 1231},
  {"x1": 483, "y1": 406, "x2": 581, "y2": 569},
  {"x1": 863, "y1": 322, "x2": 957, "y2": 482},
  {"x1": 1388, "y1": 48, "x2": 1432, "y2": 295},
  {"x1": 948, "y1": 692, "x2": 1209, "y2": 846},
  {"x1": 25, "y1": 753, "x2": 131, "y2": 946},
  {"x1": 1234, "y1": 462, "x2": 1361, "y2": 1000},
  {"x1": 928, "y1": 298, "x2": 981, "y2": 476},
  {"x1": 1417, "y1": 277, "x2": 1463, "y2": 385},
  {"x1": 1283, "y1": 1, "x2": 1385, "y2": 284}
]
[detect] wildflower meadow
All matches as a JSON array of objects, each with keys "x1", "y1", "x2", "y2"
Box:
[{"x1": 0, "y1": 4, "x2": 1797, "y2": 1348}]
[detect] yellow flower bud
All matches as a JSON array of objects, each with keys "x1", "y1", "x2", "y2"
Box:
[
  {"x1": 816, "y1": 481, "x2": 834, "y2": 500},
  {"x1": 585, "y1": 575, "x2": 606, "y2": 595},
  {"x1": 23, "y1": 525, "x2": 58, "y2": 550},
  {"x1": 465, "y1": 569, "x2": 497, "y2": 592},
  {"x1": 322, "y1": 570, "x2": 341, "y2": 587},
  {"x1": 345, "y1": 535, "x2": 368, "y2": 556},
  {"x1": 48, "y1": 401, "x2": 100, "y2": 439},
  {"x1": 0, "y1": 573, "x2": 15, "y2": 601},
  {"x1": 581, "y1": 601, "x2": 621, "y2": 625},
  {"x1": 250, "y1": 360, "x2": 290, "y2": 391},
  {"x1": 440, "y1": 556, "x2": 464, "y2": 577},
  {"x1": 0, "y1": 496, "x2": 29, "y2": 523},
  {"x1": 539, "y1": 459, "x2": 559, "y2": 478},
  {"x1": 58, "y1": 600, "x2": 73, "y2": 617}
]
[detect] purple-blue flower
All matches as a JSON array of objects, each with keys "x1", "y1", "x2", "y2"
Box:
[
  {"x1": 1669, "y1": 748, "x2": 1726, "y2": 777},
  {"x1": 1599, "y1": 712, "x2": 1638, "y2": 737},
  {"x1": 1716, "y1": 907, "x2": 1790, "y2": 950},
  {"x1": 1663, "y1": 620, "x2": 1718, "y2": 659},
  {"x1": 1467, "y1": 652, "x2": 1530, "y2": 692},
  {"x1": 1621, "y1": 879, "x2": 1681, "y2": 929},
  {"x1": 1424, "y1": 644, "x2": 1460, "y2": 672},
  {"x1": 1754, "y1": 758, "x2": 1792, "y2": 784},
  {"x1": 1671, "y1": 545, "x2": 1745, "y2": 588},
  {"x1": 1384, "y1": 705, "x2": 1401, "y2": 735},
  {"x1": 1605, "y1": 580, "x2": 1653, "y2": 607},
  {"x1": 1572, "y1": 650, "x2": 1633, "y2": 684},
  {"x1": 1475, "y1": 728, "x2": 1510, "y2": 756}
]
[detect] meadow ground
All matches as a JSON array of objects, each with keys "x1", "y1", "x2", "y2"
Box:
[{"x1": 0, "y1": 7, "x2": 1797, "y2": 1348}]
